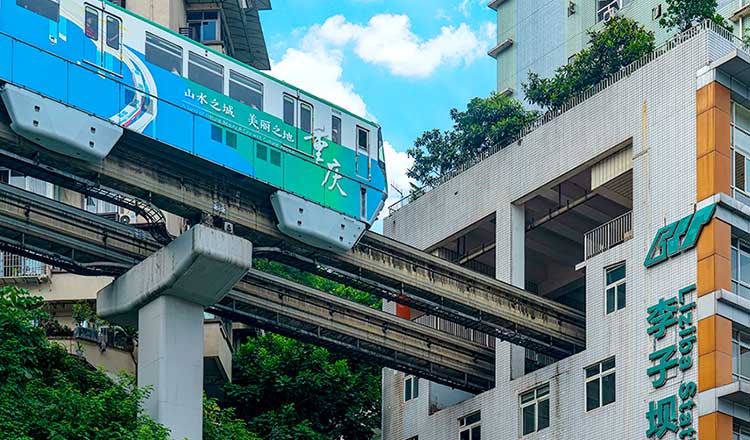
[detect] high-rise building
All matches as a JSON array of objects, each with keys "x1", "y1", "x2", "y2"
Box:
[
  {"x1": 0, "y1": 0, "x2": 271, "y2": 392},
  {"x1": 489, "y1": 0, "x2": 741, "y2": 102},
  {"x1": 384, "y1": 20, "x2": 750, "y2": 440}
]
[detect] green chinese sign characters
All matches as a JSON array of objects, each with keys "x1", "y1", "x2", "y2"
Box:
[
  {"x1": 644, "y1": 204, "x2": 716, "y2": 268},
  {"x1": 645, "y1": 285, "x2": 697, "y2": 439}
]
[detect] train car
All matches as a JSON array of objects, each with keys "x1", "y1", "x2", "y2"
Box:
[{"x1": 0, "y1": 0, "x2": 388, "y2": 252}]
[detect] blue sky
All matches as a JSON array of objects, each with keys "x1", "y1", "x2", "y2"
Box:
[{"x1": 261, "y1": 0, "x2": 498, "y2": 206}]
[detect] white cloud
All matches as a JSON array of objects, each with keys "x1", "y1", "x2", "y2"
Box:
[
  {"x1": 303, "y1": 14, "x2": 492, "y2": 78},
  {"x1": 435, "y1": 8, "x2": 451, "y2": 21},
  {"x1": 380, "y1": 140, "x2": 415, "y2": 217}
]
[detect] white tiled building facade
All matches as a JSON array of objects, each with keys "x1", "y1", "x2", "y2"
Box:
[{"x1": 383, "y1": 26, "x2": 748, "y2": 440}]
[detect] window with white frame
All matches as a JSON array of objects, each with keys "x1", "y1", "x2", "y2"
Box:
[
  {"x1": 187, "y1": 10, "x2": 220, "y2": 43},
  {"x1": 732, "y1": 237, "x2": 750, "y2": 300},
  {"x1": 732, "y1": 102, "x2": 750, "y2": 206},
  {"x1": 605, "y1": 263, "x2": 626, "y2": 314},
  {"x1": 733, "y1": 327, "x2": 750, "y2": 381},
  {"x1": 596, "y1": 0, "x2": 619, "y2": 22},
  {"x1": 585, "y1": 357, "x2": 615, "y2": 411},
  {"x1": 458, "y1": 412, "x2": 480, "y2": 440},
  {"x1": 520, "y1": 383, "x2": 549, "y2": 436},
  {"x1": 404, "y1": 375, "x2": 419, "y2": 401}
]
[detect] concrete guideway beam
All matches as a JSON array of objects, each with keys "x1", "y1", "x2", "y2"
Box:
[{"x1": 97, "y1": 224, "x2": 252, "y2": 440}]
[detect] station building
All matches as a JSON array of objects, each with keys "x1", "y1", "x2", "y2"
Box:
[
  {"x1": 0, "y1": 0, "x2": 271, "y2": 391},
  {"x1": 383, "y1": 23, "x2": 750, "y2": 440}
]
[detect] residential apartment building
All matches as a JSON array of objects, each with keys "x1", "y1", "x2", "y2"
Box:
[
  {"x1": 0, "y1": 0, "x2": 271, "y2": 391},
  {"x1": 383, "y1": 23, "x2": 750, "y2": 440},
  {"x1": 489, "y1": 0, "x2": 744, "y2": 102}
]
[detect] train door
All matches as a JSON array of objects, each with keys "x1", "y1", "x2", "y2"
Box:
[
  {"x1": 355, "y1": 125, "x2": 370, "y2": 179},
  {"x1": 82, "y1": 4, "x2": 122, "y2": 75}
]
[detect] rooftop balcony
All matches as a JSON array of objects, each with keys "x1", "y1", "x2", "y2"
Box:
[{"x1": 583, "y1": 211, "x2": 633, "y2": 260}]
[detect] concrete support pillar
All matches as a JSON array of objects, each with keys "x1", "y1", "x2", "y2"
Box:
[
  {"x1": 98, "y1": 224, "x2": 253, "y2": 440},
  {"x1": 139, "y1": 295, "x2": 205, "y2": 440}
]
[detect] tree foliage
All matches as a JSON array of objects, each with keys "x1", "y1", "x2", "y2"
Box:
[
  {"x1": 406, "y1": 92, "x2": 537, "y2": 185},
  {"x1": 523, "y1": 16, "x2": 655, "y2": 110},
  {"x1": 659, "y1": 0, "x2": 727, "y2": 32},
  {"x1": 225, "y1": 333, "x2": 381, "y2": 440}
]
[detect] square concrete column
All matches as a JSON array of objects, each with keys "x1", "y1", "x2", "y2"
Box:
[{"x1": 139, "y1": 295, "x2": 205, "y2": 440}]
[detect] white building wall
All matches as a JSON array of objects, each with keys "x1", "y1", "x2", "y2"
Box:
[{"x1": 382, "y1": 29, "x2": 736, "y2": 440}]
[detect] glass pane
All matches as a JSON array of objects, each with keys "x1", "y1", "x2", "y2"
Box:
[
  {"x1": 586, "y1": 378, "x2": 600, "y2": 411},
  {"x1": 736, "y1": 103, "x2": 750, "y2": 133},
  {"x1": 522, "y1": 405, "x2": 535, "y2": 435},
  {"x1": 606, "y1": 264, "x2": 625, "y2": 284},
  {"x1": 460, "y1": 431, "x2": 470, "y2": 440},
  {"x1": 617, "y1": 284, "x2": 626, "y2": 310},
  {"x1": 85, "y1": 7, "x2": 98, "y2": 40},
  {"x1": 188, "y1": 52, "x2": 223, "y2": 93},
  {"x1": 471, "y1": 426, "x2": 480, "y2": 440},
  {"x1": 210, "y1": 125, "x2": 222, "y2": 142},
  {"x1": 734, "y1": 341, "x2": 740, "y2": 376},
  {"x1": 585, "y1": 365, "x2": 599, "y2": 378},
  {"x1": 536, "y1": 384, "x2": 549, "y2": 397},
  {"x1": 734, "y1": 247, "x2": 740, "y2": 282},
  {"x1": 413, "y1": 378, "x2": 419, "y2": 399},
  {"x1": 602, "y1": 357, "x2": 615, "y2": 371},
  {"x1": 201, "y1": 20, "x2": 217, "y2": 41},
  {"x1": 741, "y1": 284, "x2": 750, "y2": 301},
  {"x1": 520, "y1": 390, "x2": 534, "y2": 403},
  {"x1": 145, "y1": 32, "x2": 183, "y2": 75},
  {"x1": 226, "y1": 131, "x2": 237, "y2": 149},
  {"x1": 742, "y1": 346, "x2": 750, "y2": 379},
  {"x1": 736, "y1": 128, "x2": 750, "y2": 155},
  {"x1": 465, "y1": 413, "x2": 481, "y2": 425},
  {"x1": 283, "y1": 97, "x2": 295, "y2": 126},
  {"x1": 106, "y1": 16, "x2": 120, "y2": 50},
  {"x1": 332, "y1": 116, "x2": 342, "y2": 144},
  {"x1": 228, "y1": 71, "x2": 263, "y2": 110},
  {"x1": 358, "y1": 128, "x2": 368, "y2": 151},
  {"x1": 300, "y1": 104, "x2": 312, "y2": 134},
  {"x1": 742, "y1": 252, "x2": 750, "y2": 286},
  {"x1": 602, "y1": 372, "x2": 616, "y2": 406},
  {"x1": 606, "y1": 288, "x2": 615, "y2": 314},
  {"x1": 404, "y1": 379, "x2": 412, "y2": 401},
  {"x1": 16, "y1": 0, "x2": 59, "y2": 21},
  {"x1": 537, "y1": 399, "x2": 549, "y2": 430}
]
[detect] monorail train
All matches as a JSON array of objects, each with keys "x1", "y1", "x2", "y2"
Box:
[{"x1": 0, "y1": 0, "x2": 388, "y2": 251}]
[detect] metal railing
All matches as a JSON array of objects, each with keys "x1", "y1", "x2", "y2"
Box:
[
  {"x1": 412, "y1": 314, "x2": 495, "y2": 348},
  {"x1": 0, "y1": 251, "x2": 49, "y2": 282},
  {"x1": 584, "y1": 211, "x2": 632, "y2": 259},
  {"x1": 389, "y1": 21, "x2": 746, "y2": 215}
]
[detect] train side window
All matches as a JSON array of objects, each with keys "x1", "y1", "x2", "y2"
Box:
[
  {"x1": 105, "y1": 15, "x2": 121, "y2": 50},
  {"x1": 332, "y1": 115, "x2": 342, "y2": 145},
  {"x1": 145, "y1": 32, "x2": 183, "y2": 75},
  {"x1": 229, "y1": 70, "x2": 263, "y2": 110},
  {"x1": 357, "y1": 126, "x2": 369, "y2": 153},
  {"x1": 300, "y1": 102, "x2": 313, "y2": 134},
  {"x1": 283, "y1": 95, "x2": 295, "y2": 126},
  {"x1": 17, "y1": 0, "x2": 59, "y2": 22},
  {"x1": 85, "y1": 6, "x2": 99, "y2": 40},
  {"x1": 188, "y1": 52, "x2": 224, "y2": 94}
]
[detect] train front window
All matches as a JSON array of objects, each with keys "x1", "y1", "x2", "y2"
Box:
[
  {"x1": 357, "y1": 127, "x2": 369, "y2": 153},
  {"x1": 300, "y1": 102, "x2": 313, "y2": 134},
  {"x1": 17, "y1": 0, "x2": 59, "y2": 22},
  {"x1": 106, "y1": 15, "x2": 121, "y2": 50},
  {"x1": 229, "y1": 70, "x2": 263, "y2": 110},
  {"x1": 283, "y1": 96, "x2": 295, "y2": 126},
  {"x1": 145, "y1": 32, "x2": 183, "y2": 75},
  {"x1": 85, "y1": 6, "x2": 98, "y2": 40},
  {"x1": 188, "y1": 52, "x2": 223, "y2": 94},
  {"x1": 332, "y1": 115, "x2": 342, "y2": 145}
]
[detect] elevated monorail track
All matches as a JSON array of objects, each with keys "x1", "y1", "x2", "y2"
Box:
[
  {"x1": 0, "y1": 108, "x2": 586, "y2": 357},
  {"x1": 0, "y1": 181, "x2": 495, "y2": 392}
]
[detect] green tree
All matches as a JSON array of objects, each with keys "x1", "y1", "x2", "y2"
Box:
[
  {"x1": 523, "y1": 16, "x2": 655, "y2": 110},
  {"x1": 203, "y1": 395, "x2": 261, "y2": 440},
  {"x1": 406, "y1": 93, "x2": 537, "y2": 185},
  {"x1": 659, "y1": 0, "x2": 727, "y2": 32},
  {"x1": 225, "y1": 334, "x2": 381, "y2": 440}
]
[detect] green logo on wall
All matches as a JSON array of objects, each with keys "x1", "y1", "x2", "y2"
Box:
[{"x1": 643, "y1": 204, "x2": 716, "y2": 268}]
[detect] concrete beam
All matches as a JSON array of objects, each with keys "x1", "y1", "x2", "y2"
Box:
[{"x1": 97, "y1": 224, "x2": 252, "y2": 440}]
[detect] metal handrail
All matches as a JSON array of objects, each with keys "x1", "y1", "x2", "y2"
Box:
[{"x1": 584, "y1": 211, "x2": 632, "y2": 259}]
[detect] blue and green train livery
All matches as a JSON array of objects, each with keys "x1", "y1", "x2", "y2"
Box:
[{"x1": 0, "y1": 0, "x2": 388, "y2": 251}]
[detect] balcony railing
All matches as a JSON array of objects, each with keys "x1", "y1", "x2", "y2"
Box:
[
  {"x1": 584, "y1": 211, "x2": 632, "y2": 259},
  {"x1": 0, "y1": 252, "x2": 50, "y2": 284},
  {"x1": 412, "y1": 314, "x2": 495, "y2": 348}
]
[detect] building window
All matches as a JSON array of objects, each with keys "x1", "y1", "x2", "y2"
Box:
[
  {"x1": 735, "y1": 421, "x2": 750, "y2": 440},
  {"x1": 17, "y1": 0, "x2": 59, "y2": 21},
  {"x1": 404, "y1": 376, "x2": 419, "y2": 401},
  {"x1": 596, "y1": 0, "x2": 620, "y2": 22},
  {"x1": 145, "y1": 32, "x2": 183, "y2": 75},
  {"x1": 332, "y1": 115, "x2": 342, "y2": 145},
  {"x1": 228, "y1": 70, "x2": 263, "y2": 110},
  {"x1": 458, "y1": 412, "x2": 480, "y2": 440},
  {"x1": 732, "y1": 102, "x2": 750, "y2": 206},
  {"x1": 585, "y1": 357, "x2": 615, "y2": 411},
  {"x1": 187, "y1": 10, "x2": 220, "y2": 43},
  {"x1": 300, "y1": 102, "x2": 313, "y2": 134},
  {"x1": 733, "y1": 328, "x2": 750, "y2": 381},
  {"x1": 520, "y1": 384, "x2": 549, "y2": 436},
  {"x1": 85, "y1": 6, "x2": 98, "y2": 40},
  {"x1": 357, "y1": 126, "x2": 369, "y2": 153},
  {"x1": 188, "y1": 52, "x2": 223, "y2": 93},
  {"x1": 605, "y1": 263, "x2": 626, "y2": 314},
  {"x1": 283, "y1": 95, "x2": 295, "y2": 126},
  {"x1": 732, "y1": 237, "x2": 750, "y2": 300}
]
